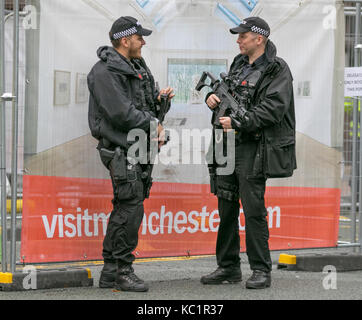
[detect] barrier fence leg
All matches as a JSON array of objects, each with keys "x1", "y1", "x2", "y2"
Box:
[
  {"x1": 351, "y1": 97, "x2": 358, "y2": 244},
  {"x1": 9, "y1": 0, "x2": 20, "y2": 274},
  {"x1": 351, "y1": 3, "x2": 361, "y2": 245},
  {"x1": 0, "y1": 0, "x2": 8, "y2": 273},
  {"x1": 360, "y1": 94, "x2": 362, "y2": 252},
  {"x1": 355, "y1": 4, "x2": 362, "y2": 252}
]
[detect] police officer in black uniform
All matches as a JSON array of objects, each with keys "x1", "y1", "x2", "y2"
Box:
[
  {"x1": 200, "y1": 17, "x2": 296, "y2": 289},
  {"x1": 87, "y1": 16, "x2": 174, "y2": 292}
]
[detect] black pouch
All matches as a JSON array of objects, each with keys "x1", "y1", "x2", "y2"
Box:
[
  {"x1": 264, "y1": 137, "x2": 295, "y2": 178},
  {"x1": 116, "y1": 181, "x2": 138, "y2": 201},
  {"x1": 116, "y1": 163, "x2": 142, "y2": 201},
  {"x1": 109, "y1": 147, "x2": 127, "y2": 185}
]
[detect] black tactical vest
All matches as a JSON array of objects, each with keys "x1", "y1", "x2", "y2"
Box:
[
  {"x1": 229, "y1": 59, "x2": 266, "y2": 143},
  {"x1": 131, "y1": 59, "x2": 155, "y2": 114}
]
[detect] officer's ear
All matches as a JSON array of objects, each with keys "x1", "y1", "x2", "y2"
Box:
[
  {"x1": 120, "y1": 36, "x2": 132, "y2": 48},
  {"x1": 255, "y1": 34, "x2": 262, "y2": 44},
  {"x1": 257, "y1": 34, "x2": 267, "y2": 46}
]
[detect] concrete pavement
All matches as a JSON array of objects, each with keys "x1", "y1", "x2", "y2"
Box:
[{"x1": 0, "y1": 247, "x2": 361, "y2": 300}]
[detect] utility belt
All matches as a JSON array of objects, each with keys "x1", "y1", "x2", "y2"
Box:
[{"x1": 99, "y1": 146, "x2": 153, "y2": 199}]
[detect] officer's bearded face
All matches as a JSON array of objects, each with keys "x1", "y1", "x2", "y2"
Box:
[{"x1": 128, "y1": 34, "x2": 146, "y2": 59}]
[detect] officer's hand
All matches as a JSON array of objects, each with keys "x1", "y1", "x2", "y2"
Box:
[
  {"x1": 219, "y1": 117, "x2": 232, "y2": 132},
  {"x1": 157, "y1": 87, "x2": 175, "y2": 102},
  {"x1": 157, "y1": 123, "x2": 166, "y2": 148},
  {"x1": 206, "y1": 94, "x2": 220, "y2": 109}
]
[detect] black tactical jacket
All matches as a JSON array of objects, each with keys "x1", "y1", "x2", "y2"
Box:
[
  {"x1": 87, "y1": 46, "x2": 159, "y2": 150},
  {"x1": 228, "y1": 40, "x2": 297, "y2": 178}
]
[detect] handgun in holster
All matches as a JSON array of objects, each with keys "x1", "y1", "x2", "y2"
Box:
[{"x1": 100, "y1": 146, "x2": 127, "y2": 185}]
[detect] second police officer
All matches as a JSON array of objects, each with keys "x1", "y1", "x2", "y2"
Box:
[{"x1": 201, "y1": 17, "x2": 296, "y2": 289}]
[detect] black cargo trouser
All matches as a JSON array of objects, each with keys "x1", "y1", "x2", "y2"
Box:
[
  {"x1": 215, "y1": 141, "x2": 272, "y2": 273},
  {"x1": 101, "y1": 158, "x2": 146, "y2": 267}
]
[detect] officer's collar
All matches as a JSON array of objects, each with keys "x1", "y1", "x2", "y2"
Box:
[{"x1": 242, "y1": 53, "x2": 266, "y2": 67}]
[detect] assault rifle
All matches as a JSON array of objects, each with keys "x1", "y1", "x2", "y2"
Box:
[
  {"x1": 196, "y1": 71, "x2": 253, "y2": 195},
  {"x1": 157, "y1": 92, "x2": 171, "y2": 123},
  {"x1": 195, "y1": 71, "x2": 251, "y2": 129},
  {"x1": 156, "y1": 92, "x2": 171, "y2": 145},
  {"x1": 143, "y1": 91, "x2": 172, "y2": 198}
]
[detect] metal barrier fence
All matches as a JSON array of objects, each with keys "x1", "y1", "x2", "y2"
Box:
[
  {"x1": 0, "y1": 0, "x2": 21, "y2": 273},
  {"x1": 0, "y1": 0, "x2": 362, "y2": 266},
  {"x1": 342, "y1": 1, "x2": 362, "y2": 248}
]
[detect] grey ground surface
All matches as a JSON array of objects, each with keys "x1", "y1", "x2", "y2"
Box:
[{"x1": 0, "y1": 247, "x2": 361, "y2": 301}]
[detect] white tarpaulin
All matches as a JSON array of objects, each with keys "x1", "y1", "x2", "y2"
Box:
[{"x1": 20, "y1": 0, "x2": 344, "y2": 189}]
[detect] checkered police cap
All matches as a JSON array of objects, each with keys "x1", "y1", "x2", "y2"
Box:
[
  {"x1": 110, "y1": 16, "x2": 152, "y2": 40},
  {"x1": 230, "y1": 16, "x2": 270, "y2": 37}
]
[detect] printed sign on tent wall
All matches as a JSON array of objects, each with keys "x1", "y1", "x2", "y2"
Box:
[
  {"x1": 54, "y1": 70, "x2": 71, "y2": 106},
  {"x1": 345, "y1": 67, "x2": 362, "y2": 97}
]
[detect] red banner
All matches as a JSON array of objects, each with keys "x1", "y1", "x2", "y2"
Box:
[{"x1": 20, "y1": 175, "x2": 340, "y2": 263}]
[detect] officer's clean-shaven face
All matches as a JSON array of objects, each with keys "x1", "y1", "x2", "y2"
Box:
[{"x1": 236, "y1": 32, "x2": 260, "y2": 57}]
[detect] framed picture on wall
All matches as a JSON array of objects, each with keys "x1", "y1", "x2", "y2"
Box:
[
  {"x1": 167, "y1": 58, "x2": 228, "y2": 104},
  {"x1": 54, "y1": 70, "x2": 71, "y2": 106},
  {"x1": 75, "y1": 73, "x2": 89, "y2": 104}
]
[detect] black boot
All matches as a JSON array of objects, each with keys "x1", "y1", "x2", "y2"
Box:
[
  {"x1": 115, "y1": 265, "x2": 149, "y2": 292},
  {"x1": 99, "y1": 260, "x2": 117, "y2": 288},
  {"x1": 200, "y1": 266, "x2": 242, "y2": 285},
  {"x1": 245, "y1": 270, "x2": 271, "y2": 289}
]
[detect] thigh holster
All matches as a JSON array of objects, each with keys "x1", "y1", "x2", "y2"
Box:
[
  {"x1": 216, "y1": 179, "x2": 239, "y2": 202},
  {"x1": 99, "y1": 147, "x2": 144, "y2": 201}
]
